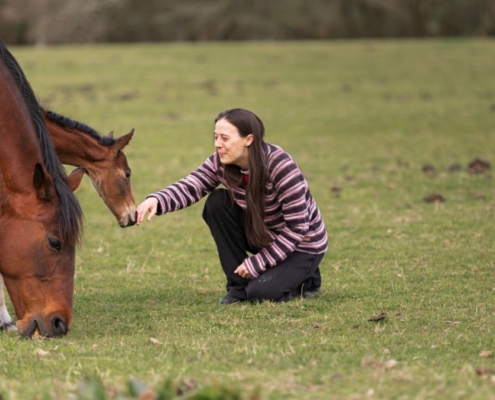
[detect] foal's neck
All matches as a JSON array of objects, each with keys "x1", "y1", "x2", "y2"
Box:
[{"x1": 44, "y1": 116, "x2": 111, "y2": 166}]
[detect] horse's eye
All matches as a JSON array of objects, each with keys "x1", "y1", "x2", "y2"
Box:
[
  {"x1": 125, "y1": 171, "x2": 131, "y2": 179},
  {"x1": 48, "y1": 238, "x2": 62, "y2": 251}
]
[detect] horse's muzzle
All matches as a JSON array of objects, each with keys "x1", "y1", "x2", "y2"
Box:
[
  {"x1": 119, "y1": 211, "x2": 137, "y2": 228},
  {"x1": 18, "y1": 313, "x2": 69, "y2": 339}
]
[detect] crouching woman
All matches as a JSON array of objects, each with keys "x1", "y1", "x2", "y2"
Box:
[{"x1": 136, "y1": 108, "x2": 328, "y2": 304}]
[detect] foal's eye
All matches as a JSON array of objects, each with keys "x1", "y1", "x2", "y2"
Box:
[
  {"x1": 48, "y1": 238, "x2": 62, "y2": 251},
  {"x1": 125, "y1": 171, "x2": 131, "y2": 179}
]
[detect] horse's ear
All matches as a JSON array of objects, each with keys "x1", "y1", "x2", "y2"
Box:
[
  {"x1": 114, "y1": 129, "x2": 134, "y2": 151},
  {"x1": 65, "y1": 167, "x2": 86, "y2": 192},
  {"x1": 33, "y1": 163, "x2": 55, "y2": 201}
]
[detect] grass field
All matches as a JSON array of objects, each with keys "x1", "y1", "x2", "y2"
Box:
[{"x1": 1, "y1": 39, "x2": 495, "y2": 399}]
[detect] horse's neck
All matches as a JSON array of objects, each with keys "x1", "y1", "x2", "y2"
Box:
[
  {"x1": 44, "y1": 117, "x2": 110, "y2": 167},
  {"x1": 0, "y1": 125, "x2": 42, "y2": 200},
  {"x1": 0, "y1": 71, "x2": 42, "y2": 190},
  {"x1": 0, "y1": 125, "x2": 39, "y2": 169},
  {"x1": 0, "y1": 121, "x2": 44, "y2": 219}
]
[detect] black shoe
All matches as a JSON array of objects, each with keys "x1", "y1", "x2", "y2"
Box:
[
  {"x1": 303, "y1": 287, "x2": 321, "y2": 298},
  {"x1": 219, "y1": 295, "x2": 243, "y2": 304}
]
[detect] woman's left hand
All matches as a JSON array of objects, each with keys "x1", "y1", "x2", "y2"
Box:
[{"x1": 234, "y1": 263, "x2": 253, "y2": 280}]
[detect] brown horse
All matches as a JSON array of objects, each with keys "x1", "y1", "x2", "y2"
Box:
[
  {"x1": 0, "y1": 41, "x2": 84, "y2": 338},
  {"x1": 42, "y1": 110, "x2": 136, "y2": 228},
  {"x1": 0, "y1": 111, "x2": 137, "y2": 333},
  {"x1": 1, "y1": 113, "x2": 136, "y2": 332},
  {"x1": 1, "y1": 66, "x2": 137, "y2": 334}
]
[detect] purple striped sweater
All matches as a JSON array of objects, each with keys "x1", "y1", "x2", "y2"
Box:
[{"x1": 148, "y1": 142, "x2": 328, "y2": 278}]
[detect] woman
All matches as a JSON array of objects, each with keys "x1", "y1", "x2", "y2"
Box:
[{"x1": 136, "y1": 108, "x2": 327, "y2": 304}]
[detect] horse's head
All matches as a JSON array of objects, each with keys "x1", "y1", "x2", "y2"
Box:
[
  {"x1": 41, "y1": 109, "x2": 137, "y2": 228},
  {"x1": 0, "y1": 166, "x2": 84, "y2": 338},
  {"x1": 85, "y1": 129, "x2": 137, "y2": 228}
]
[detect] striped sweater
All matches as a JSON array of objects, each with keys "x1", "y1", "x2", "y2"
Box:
[{"x1": 148, "y1": 142, "x2": 328, "y2": 278}]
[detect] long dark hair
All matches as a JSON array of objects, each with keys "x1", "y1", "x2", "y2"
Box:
[{"x1": 215, "y1": 108, "x2": 273, "y2": 249}]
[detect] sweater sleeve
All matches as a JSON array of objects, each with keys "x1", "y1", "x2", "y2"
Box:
[
  {"x1": 147, "y1": 154, "x2": 220, "y2": 214},
  {"x1": 243, "y1": 151, "x2": 310, "y2": 278}
]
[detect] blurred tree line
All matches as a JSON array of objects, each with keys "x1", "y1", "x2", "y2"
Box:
[{"x1": 1, "y1": 0, "x2": 494, "y2": 45}]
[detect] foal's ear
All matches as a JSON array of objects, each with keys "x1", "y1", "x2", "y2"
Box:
[
  {"x1": 114, "y1": 129, "x2": 135, "y2": 151},
  {"x1": 65, "y1": 167, "x2": 86, "y2": 192},
  {"x1": 33, "y1": 163, "x2": 55, "y2": 201}
]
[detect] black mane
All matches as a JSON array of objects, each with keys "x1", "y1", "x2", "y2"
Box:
[
  {"x1": 43, "y1": 109, "x2": 115, "y2": 146},
  {"x1": 0, "y1": 41, "x2": 83, "y2": 246}
]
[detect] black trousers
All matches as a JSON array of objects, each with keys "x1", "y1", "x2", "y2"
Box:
[{"x1": 202, "y1": 189, "x2": 323, "y2": 302}]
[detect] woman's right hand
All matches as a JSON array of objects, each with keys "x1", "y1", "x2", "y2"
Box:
[{"x1": 136, "y1": 197, "x2": 159, "y2": 225}]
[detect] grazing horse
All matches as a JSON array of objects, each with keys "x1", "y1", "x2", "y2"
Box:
[
  {"x1": 42, "y1": 110, "x2": 136, "y2": 228},
  {"x1": 0, "y1": 41, "x2": 84, "y2": 337},
  {"x1": 1, "y1": 113, "x2": 136, "y2": 332}
]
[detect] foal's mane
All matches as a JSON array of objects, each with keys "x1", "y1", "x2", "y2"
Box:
[
  {"x1": 0, "y1": 41, "x2": 83, "y2": 246},
  {"x1": 43, "y1": 109, "x2": 115, "y2": 146}
]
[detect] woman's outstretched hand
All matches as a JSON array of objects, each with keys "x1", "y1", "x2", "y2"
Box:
[{"x1": 136, "y1": 197, "x2": 159, "y2": 225}]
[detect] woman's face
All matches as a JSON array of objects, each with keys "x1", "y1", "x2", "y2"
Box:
[{"x1": 214, "y1": 118, "x2": 253, "y2": 170}]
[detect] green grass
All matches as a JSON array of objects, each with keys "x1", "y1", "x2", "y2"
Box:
[{"x1": 2, "y1": 39, "x2": 495, "y2": 399}]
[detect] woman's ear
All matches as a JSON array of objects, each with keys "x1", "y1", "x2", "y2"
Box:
[{"x1": 245, "y1": 134, "x2": 254, "y2": 147}]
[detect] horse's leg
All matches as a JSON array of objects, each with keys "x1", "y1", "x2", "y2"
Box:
[{"x1": 0, "y1": 274, "x2": 16, "y2": 331}]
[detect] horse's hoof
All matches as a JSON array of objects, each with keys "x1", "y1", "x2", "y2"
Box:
[{"x1": 0, "y1": 322, "x2": 17, "y2": 331}]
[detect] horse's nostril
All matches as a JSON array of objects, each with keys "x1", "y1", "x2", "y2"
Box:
[
  {"x1": 120, "y1": 213, "x2": 137, "y2": 228},
  {"x1": 127, "y1": 218, "x2": 137, "y2": 227},
  {"x1": 52, "y1": 315, "x2": 68, "y2": 336}
]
